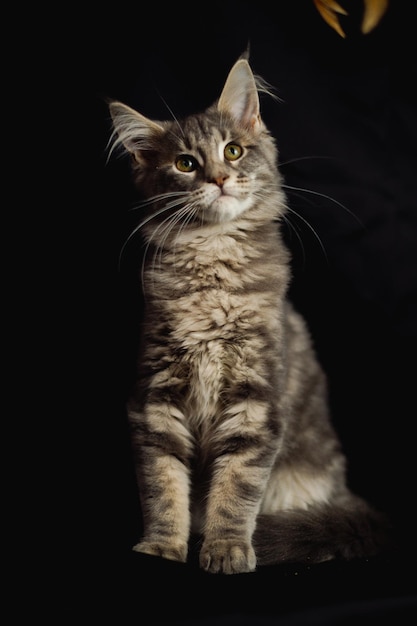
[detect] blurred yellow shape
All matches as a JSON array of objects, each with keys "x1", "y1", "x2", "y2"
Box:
[{"x1": 313, "y1": 0, "x2": 389, "y2": 37}]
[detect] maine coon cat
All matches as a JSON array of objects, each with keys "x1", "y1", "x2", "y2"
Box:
[{"x1": 108, "y1": 54, "x2": 389, "y2": 574}]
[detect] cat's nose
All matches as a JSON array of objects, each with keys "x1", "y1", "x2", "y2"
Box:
[{"x1": 212, "y1": 175, "x2": 229, "y2": 187}]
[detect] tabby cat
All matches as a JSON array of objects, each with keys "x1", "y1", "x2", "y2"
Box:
[{"x1": 108, "y1": 54, "x2": 389, "y2": 574}]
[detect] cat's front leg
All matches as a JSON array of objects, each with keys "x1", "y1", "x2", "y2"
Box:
[
  {"x1": 128, "y1": 401, "x2": 193, "y2": 563},
  {"x1": 200, "y1": 400, "x2": 279, "y2": 574}
]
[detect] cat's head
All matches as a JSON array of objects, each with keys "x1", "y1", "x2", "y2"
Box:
[{"x1": 108, "y1": 56, "x2": 284, "y2": 233}]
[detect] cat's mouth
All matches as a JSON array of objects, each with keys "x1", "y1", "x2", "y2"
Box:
[{"x1": 206, "y1": 191, "x2": 252, "y2": 223}]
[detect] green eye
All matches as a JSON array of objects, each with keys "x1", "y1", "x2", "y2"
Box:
[
  {"x1": 224, "y1": 143, "x2": 243, "y2": 161},
  {"x1": 175, "y1": 154, "x2": 198, "y2": 172}
]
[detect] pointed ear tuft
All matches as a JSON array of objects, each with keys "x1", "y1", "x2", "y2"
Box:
[
  {"x1": 239, "y1": 43, "x2": 251, "y2": 62},
  {"x1": 108, "y1": 101, "x2": 164, "y2": 162},
  {"x1": 217, "y1": 59, "x2": 261, "y2": 133}
]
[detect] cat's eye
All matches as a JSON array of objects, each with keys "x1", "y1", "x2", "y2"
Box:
[
  {"x1": 175, "y1": 154, "x2": 198, "y2": 172},
  {"x1": 224, "y1": 143, "x2": 243, "y2": 161}
]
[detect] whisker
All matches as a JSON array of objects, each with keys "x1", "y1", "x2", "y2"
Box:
[
  {"x1": 143, "y1": 208, "x2": 186, "y2": 284},
  {"x1": 279, "y1": 155, "x2": 334, "y2": 168},
  {"x1": 129, "y1": 191, "x2": 189, "y2": 211},
  {"x1": 151, "y1": 205, "x2": 191, "y2": 275},
  {"x1": 140, "y1": 201, "x2": 198, "y2": 294},
  {"x1": 152, "y1": 87, "x2": 185, "y2": 138},
  {"x1": 283, "y1": 184, "x2": 364, "y2": 228},
  {"x1": 286, "y1": 206, "x2": 328, "y2": 263},
  {"x1": 280, "y1": 213, "x2": 308, "y2": 267},
  {"x1": 252, "y1": 187, "x2": 327, "y2": 262},
  {"x1": 170, "y1": 203, "x2": 201, "y2": 279},
  {"x1": 118, "y1": 193, "x2": 189, "y2": 269}
]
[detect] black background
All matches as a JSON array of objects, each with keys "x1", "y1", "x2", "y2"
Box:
[{"x1": 20, "y1": 0, "x2": 417, "y2": 622}]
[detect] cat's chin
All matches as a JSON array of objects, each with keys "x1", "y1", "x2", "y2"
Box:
[{"x1": 206, "y1": 195, "x2": 253, "y2": 223}]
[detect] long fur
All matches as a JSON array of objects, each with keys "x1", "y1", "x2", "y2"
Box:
[{"x1": 108, "y1": 54, "x2": 391, "y2": 574}]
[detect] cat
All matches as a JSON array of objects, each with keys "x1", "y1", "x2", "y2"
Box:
[{"x1": 107, "y1": 53, "x2": 390, "y2": 574}]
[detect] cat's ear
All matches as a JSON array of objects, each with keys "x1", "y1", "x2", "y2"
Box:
[
  {"x1": 217, "y1": 59, "x2": 261, "y2": 134},
  {"x1": 108, "y1": 101, "x2": 164, "y2": 164}
]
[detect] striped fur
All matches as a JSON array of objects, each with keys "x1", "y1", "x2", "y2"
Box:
[{"x1": 108, "y1": 56, "x2": 390, "y2": 574}]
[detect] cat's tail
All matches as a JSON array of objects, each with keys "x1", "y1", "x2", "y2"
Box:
[{"x1": 253, "y1": 497, "x2": 393, "y2": 566}]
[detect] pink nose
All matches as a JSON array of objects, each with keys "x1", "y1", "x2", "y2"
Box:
[{"x1": 213, "y1": 175, "x2": 228, "y2": 187}]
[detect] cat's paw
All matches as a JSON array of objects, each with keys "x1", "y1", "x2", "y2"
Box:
[
  {"x1": 199, "y1": 539, "x2": 256, "y2": 574},
  {"x1": 132, "y1": 539, "x2": 187, "y2": 563}
]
